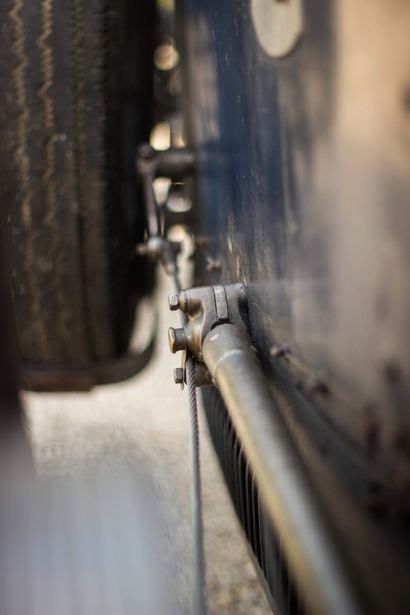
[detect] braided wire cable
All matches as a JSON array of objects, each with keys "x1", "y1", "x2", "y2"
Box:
[
  {"x1": 186, "y1": 356, "x2": 207, "y2": 615},
  {"x1": 173, "y1": 263, "x2": 207, "y2": 614}
]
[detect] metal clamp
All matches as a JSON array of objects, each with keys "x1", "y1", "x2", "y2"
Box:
[{"x1": 168, "y1": 283, "x2": 248, "y2": 385}]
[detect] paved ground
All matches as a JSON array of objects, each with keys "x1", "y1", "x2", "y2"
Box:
[{"x1": 25, "y1": 271, "x2": 271, "y2": 615}]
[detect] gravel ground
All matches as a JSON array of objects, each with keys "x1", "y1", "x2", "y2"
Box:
[{"x1": 25, "y1": 271, "x2": 271, "y2": 615}]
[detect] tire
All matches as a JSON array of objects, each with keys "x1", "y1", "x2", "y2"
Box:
[{"x1": 0, "y1": 0, "x2": 155, "y2": 386}]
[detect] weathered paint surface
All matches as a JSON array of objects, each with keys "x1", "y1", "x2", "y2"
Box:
[{"x1": 178, "y1": 0, "x2": 410, "y2": 476}]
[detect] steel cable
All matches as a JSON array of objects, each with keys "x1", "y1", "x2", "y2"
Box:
[
  {"x1": 186, "y1": 356, "x2": 207, "y2": 615},
  {"x1": 173, "y1": 266, "x2": 207, "y2": 615}
]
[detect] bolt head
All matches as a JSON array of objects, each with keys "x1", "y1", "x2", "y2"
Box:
[
  {"x1": 168, "y1": 327, "x2": 176, "y2": 353},
  {"x1": 138, "y1": 143, "x2": 155, "y2": 159},
  {"x1": 168, "y1": 293, "x2": 180, "y2": 311},
  {"x1": 205, "y1": 257, "x2": 222, "y2": 272},
  {"x1": 168, "y1": 327, "x2": 186, "y2": 353},
  {"x1": 136, "y1": 143, "x2": 157, "y2": 175},
  {"x1": 173, "y1": 367, "x2": 185, "y2": 385},
  {"x1": 146, "y1": 237, "x2": 163, "y2": 261},
  {"x1": 136, "y1": 243, "x2": 148, "y2": 256}
]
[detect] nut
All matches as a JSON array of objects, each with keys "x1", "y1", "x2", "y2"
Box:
[
  {"x1": 173, "y1": 367, "x2": 185, "y2": 385},
  {"x1": 136, "y1": 143, "x2": 158, "y2": 175}
]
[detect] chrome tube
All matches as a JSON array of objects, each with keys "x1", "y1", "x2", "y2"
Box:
[{"x1": 202, "y1": 323, "x2": 361, "y2": 615}]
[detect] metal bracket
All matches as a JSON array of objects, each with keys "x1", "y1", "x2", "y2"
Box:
[
  {"x1": 168, "y1": 283, "x2": 248, "y2": 386},
  {"x1": 135, "y1": 143, "x2": 195, "y2": 273}
]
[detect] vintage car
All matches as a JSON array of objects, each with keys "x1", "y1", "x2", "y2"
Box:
[{"x1": 0, "y1": 1, "x2": 409, "y2": 614}]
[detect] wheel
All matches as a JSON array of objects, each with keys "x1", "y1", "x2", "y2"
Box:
[{"x1": 0, "y1": 0, "x2": 155, "y2": 388}]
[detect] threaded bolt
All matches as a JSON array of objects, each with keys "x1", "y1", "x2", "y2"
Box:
[
  {"x1": 178, "y1": 290, "x2": 189, "y2": 313},
  {"x1": 168, "y1": 327, "x2": 186, "y2": 353},
  {"x1": 168, "y1": 293, "x2": 180, "y2": 311}
]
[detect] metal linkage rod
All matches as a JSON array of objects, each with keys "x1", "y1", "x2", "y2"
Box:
[{"x1": 202, "y1": 323, "x2": 362, "y2": 615}]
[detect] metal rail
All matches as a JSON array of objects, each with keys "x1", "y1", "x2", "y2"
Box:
[{"x1": 202, "y1": 323, "x2": 362, "y2": 615}]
